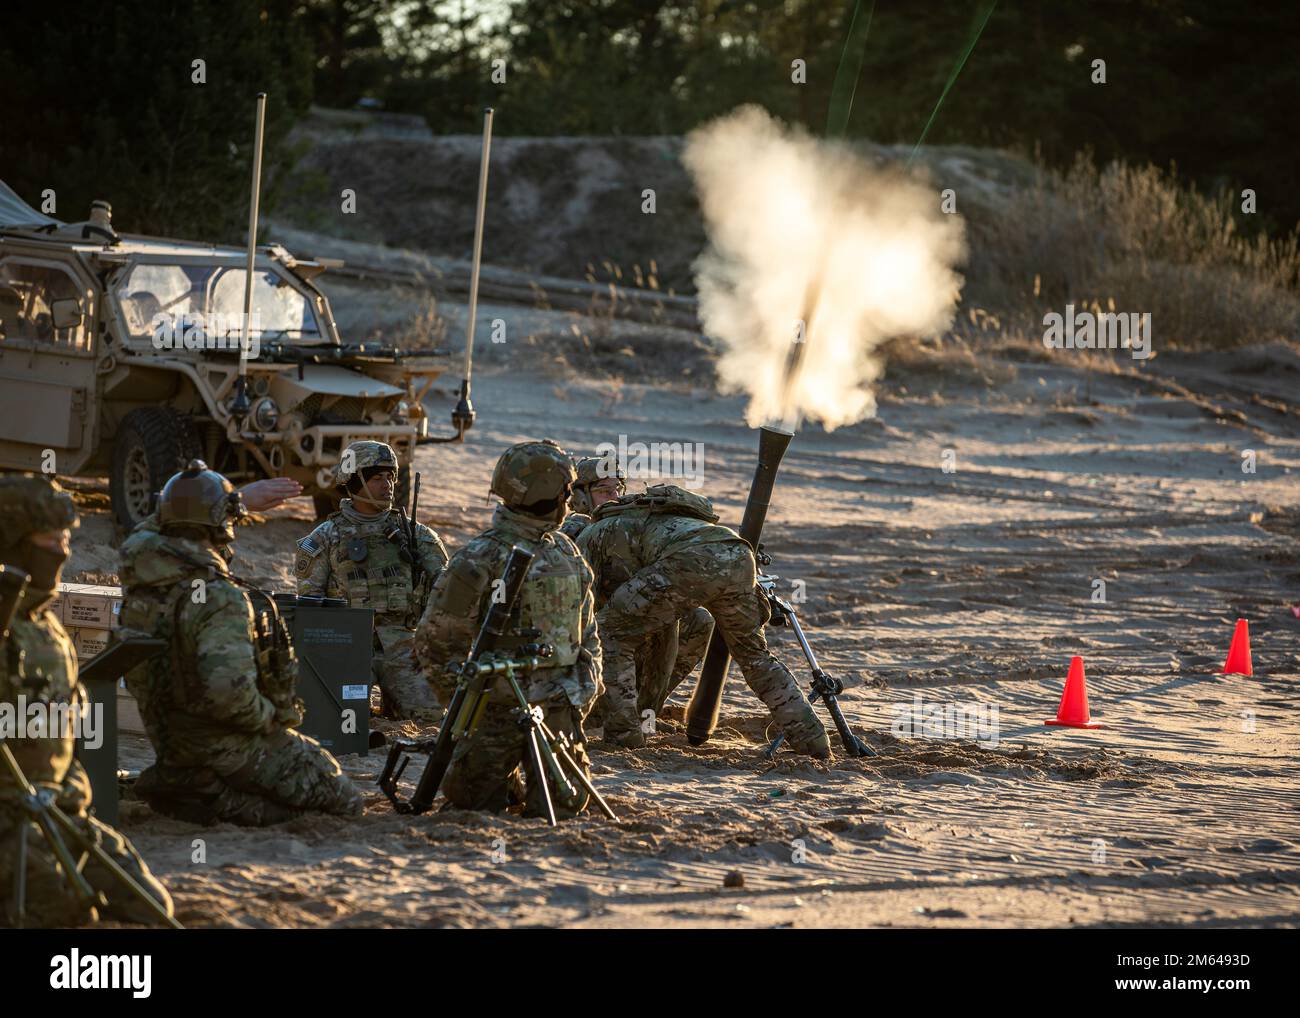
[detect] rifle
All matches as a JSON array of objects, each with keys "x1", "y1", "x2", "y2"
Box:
[
  {"x1": 755, "y1": 550, "x2": 874, "y2": 759},
  {"x1": 378, "y1": 545, "x2": 529, "y2": 815},
  {"x1": 251, "y1": 340, "x2": 451, "y2": 370},
  {"x1": 0, "y1": 564, "x2": 180, "y2": 928},
  {"x1": 394, "y1": 471, "x2": 424, "y2": 613},
  {"x1": 378, "y1": 546, "x2": 617, "y2": 824},
  {"x1": 407, "y1": 470, "x2": 422, "y2": 590}
]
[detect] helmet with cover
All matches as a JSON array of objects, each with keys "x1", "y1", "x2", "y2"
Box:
[
  {"x1": 569, "y1": 454, "x2": 627, "y2": 515},
  {"x1": 0, "y1": 473, "x2": 78, "y2": 592},
  {"x1": 335, "y1": 441, "x2": 399, "y2": 510},
  {"x1": 158, "y1": 459, "x2": 246, "y2": 541},
  {"x1": 490, "y1": 440, "x2": 577, "y2": 520}
]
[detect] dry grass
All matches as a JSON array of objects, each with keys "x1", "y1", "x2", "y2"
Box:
[
  {"x1": 280, "y1": 119, "x2": 1298, "y2": 359},
  {"x1": 965, "y1": 156, "x2": 1300, "y2": 349},
  {"x1": 390, "y1": 293, "x2": 449, "y2": 350}
]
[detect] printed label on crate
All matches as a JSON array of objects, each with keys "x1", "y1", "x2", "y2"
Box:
[
  {"x1": 341, "y1": 684, "x2": 369, "y2": 700},
  {"x1": 59, "y1": 584, "x2": 123, "y2": 630},
  {"x1": 72, "y1": 630, "x2": 110, "y2": 659}
]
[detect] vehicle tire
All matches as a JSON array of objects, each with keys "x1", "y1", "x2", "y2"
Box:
[{"x1": 110, "y1": 408, "x2": 202, "y2": 530}]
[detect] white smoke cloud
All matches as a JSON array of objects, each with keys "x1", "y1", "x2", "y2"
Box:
[{"x1": 684, "y1": 105, "x2": 967, "y2": 431}]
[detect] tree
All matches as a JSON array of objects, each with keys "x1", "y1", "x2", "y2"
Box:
[
  {"x1": 300, "y1": 0, "x2": 401, "y2": 107},
  {"x1": 0, "y1": 0, "x2": 313, "y2": 241}
]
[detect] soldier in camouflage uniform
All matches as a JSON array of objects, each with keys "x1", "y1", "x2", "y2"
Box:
[
  {"x1": 119, "y1": 461, "x2": 363, "y2": 826},
  {"x1": 578, "y1": 484, "x2": 829, "y2": 756},
  {"x1": 295, "y1": 441, "x2": 449, "y2": 721},
  {"x1": 559, "y1": 454, "x2": 627, "y2": 541},
  {"x1": 0, "y1": 475, "x2": 173, "y2": 926},
  {"x1": 414, "y1": 440, "x2": 602, "y2": 818},
  {"x1": 563, "y1": 455, "x2": 713, "y2": 733}
]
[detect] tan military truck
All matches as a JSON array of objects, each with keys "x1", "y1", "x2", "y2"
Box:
[{"x1": 0, "y1": 182, "x2": 469, "y2": 527}]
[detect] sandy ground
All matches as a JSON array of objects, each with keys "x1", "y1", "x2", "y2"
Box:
[{"x1": 66, "y1": 335, "x2": 1300, "y2": 929}]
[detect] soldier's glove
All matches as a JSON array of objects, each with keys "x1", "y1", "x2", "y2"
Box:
[{"x1": 273, "y1": 697, "x2": 306, "y2": 730}]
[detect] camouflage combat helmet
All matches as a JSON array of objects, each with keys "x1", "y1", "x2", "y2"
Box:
[
  {"x1": 490, "y1": 440, "x2": 576, "y2": 510},
  {"x1": 570, "y1": 455, "x2": 627, "y2": 515},
  {"x1": 335, "y1": 441, "x2": 398, "y2": 490},
  {"x1": 0, "y1": 473, "x2": 78, "y2": 541},
  {"x1": 157, "y1": 459, "x2": 246, "y2": 539}
]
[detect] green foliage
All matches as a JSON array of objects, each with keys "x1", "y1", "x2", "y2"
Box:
[
  {"x1": 489, "y1": 0, "x2": 846, "y2": 134},
  {"x1": 3, "y1": 0, "x2": 1294, "y2": 241},
  {"x1": 301, "y1": 0, "x2": 395, "y2": 108},
  {"x1": 473, "y1": 0, "x2": 1298, "y2": 234},
  {"x1": 826, "y1": 1, "x2": 1300, "y2": 233},
  {"x1": 1, "y1": 0, "x2": 312, "y2": 241}
]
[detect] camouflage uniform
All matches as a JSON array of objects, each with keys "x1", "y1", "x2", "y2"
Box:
[
  {"x1": 558, "y1": 512, "x2": 592, "y2": 541},
  {"x1": 295, "y1": 441, "x2": 449, "y2": 720},
  {"x1": 635, "y1": 605, "x2": 713, "y2": 717},
  {"x1": 558, "y1": 456, "x2": 611, "y2": 541},
  {"x1": 0, "y1": 475, "x2": 172, "y2": 927},
  {"x1": 563, "y1": 457, "x2": 711, "y2": 731},
  {"x1": 119, "y1": 463, "x2": 362, "y2": 826},
  {"x1": 577, "y1": 485, "x2": 829, "y2": 756},
  {"x1": 415, "y1": 441, "x2": 601, "y2": 818}
]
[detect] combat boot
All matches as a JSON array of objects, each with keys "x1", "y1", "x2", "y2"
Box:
[
  {"x1": 602, "y1": 705, "x2": 646, "y2": 748},
  {"x1": 604, "y1": 726, "x2": 646, "y2": 749},
  {"x1": 778, "y1": 703, "x2": 831, "y2": 759}
]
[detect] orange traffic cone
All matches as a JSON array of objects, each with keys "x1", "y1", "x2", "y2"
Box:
[
  {"x1": 1045, "y1": 656, "x2": 1103, "y2": 729},
  {"x1": 1221, "y1": 618, "x2": 1253, "y2": 676}
]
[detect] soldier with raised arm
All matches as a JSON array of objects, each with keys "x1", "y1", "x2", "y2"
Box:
[{"x1": 119, "y1": 462, "x2": 362, "y2": 826}]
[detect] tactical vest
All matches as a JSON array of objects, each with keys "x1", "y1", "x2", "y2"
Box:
[
  {"x1": 245, "y1": 588, "x2": 299, "y2": 711},
  {"x1": 121, "y1": 579, "x2": 297, "y2": 760},
  {"x1": 119, "y1": 585, "x2": 188, "y2": 761},
  {"x1": 1, "y1": 601, "x2": 79, "y2": 794},
  {"x1": 487, "y1": 534, "x2": 585, "y2": 670},
  {"x1": 511, "y1": 569, "x2": 583, "y2": 669},
  {"x1": 319, "y1": 511, "x2": 418, "y2": 622}
]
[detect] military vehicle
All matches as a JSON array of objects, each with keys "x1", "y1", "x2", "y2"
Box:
[{"x1": 0, "y1": 181, "x2": 469, "y2": 527}]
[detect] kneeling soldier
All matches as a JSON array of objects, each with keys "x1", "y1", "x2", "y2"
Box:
[
  {"x1": 0, "y1": 475, "x2": 174, "y2": 926},
  {"x1": 120, "y1": 462, "x2": 363, "y2": 825},
  {"x1": 296, "y1": 441, "x2": 449, "y2": 721},
  {"x1": 415, "y1": 440, "x2": 601, "y2": 818},
  {"x1": 562, "y1": 455, "x2": 712, "y2": 732}
]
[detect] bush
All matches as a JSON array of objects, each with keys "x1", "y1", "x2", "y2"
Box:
[{"x1": 965, "y1": 156, "x2": 1300, "y2": 349}]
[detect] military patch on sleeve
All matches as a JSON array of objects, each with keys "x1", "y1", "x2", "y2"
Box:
[
  {"x1": 298, "y1": 533, "x2": 323, "y2": 556},
  {"x1": 294, "y1": 550, "x2": 314, "y2": 577}
]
